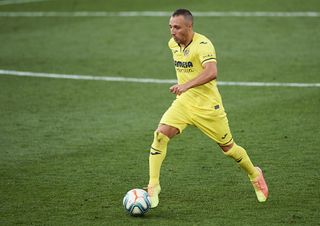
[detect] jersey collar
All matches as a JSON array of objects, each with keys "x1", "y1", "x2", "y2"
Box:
[{"x1": 178, "y1": 32, "x2": 195, "y2": 51}]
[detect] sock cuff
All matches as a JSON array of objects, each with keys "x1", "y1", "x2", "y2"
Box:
[
  {"x1": 223, "y1": 143, "x2": 240, "y2": 157},
  {"x1": 154, "y1": 131, "x2": 170, "y2": 142},
  {"x1": 151, "y1": 131, "x2": 170, "y2": 151}
]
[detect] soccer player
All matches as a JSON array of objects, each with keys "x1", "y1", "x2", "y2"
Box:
[{"x1": 147, "y1": 9, "x2": 268, "y2": 208}]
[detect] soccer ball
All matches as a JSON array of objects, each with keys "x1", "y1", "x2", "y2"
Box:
[{"x1": 123, "y1": 188, "x2": 151, "y2": 216}]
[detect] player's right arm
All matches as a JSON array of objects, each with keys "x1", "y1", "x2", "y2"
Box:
[{"x1": 169, "y1": 61, "x2": 217, "y2": 95}]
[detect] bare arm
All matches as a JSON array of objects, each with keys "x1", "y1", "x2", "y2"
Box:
[{"x1": 170, "y1": 61, "x2": 217, "y2": 95}]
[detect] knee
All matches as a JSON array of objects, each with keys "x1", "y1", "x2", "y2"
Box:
[
  {"x1": 221, "y1": 142, "x2": 242, "y2": 157},
  {"x1": 156, "y1": 124, "x2": 179, "y2": 139},
  {"x1": 220, "y1": 142, "x2": 234, "y2": 153},
  {"x1": 222, "y1": 143, "x2": 246, "y2": 161}
]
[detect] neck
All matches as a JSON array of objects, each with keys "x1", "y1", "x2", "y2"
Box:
[{"x1": 181, "y1": 32, "x2": 194, "y2": 48}]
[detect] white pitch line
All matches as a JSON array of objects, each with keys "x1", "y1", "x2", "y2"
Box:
[
  {"x1": 0, "y1": 69, "x2": 177, "y2": 84},
  {"x1": 0, "y1": 0, "x2": 48, "y2": 6},
  {"x1": 218, "y1": 81, "x2": 320, "y2": 88},
  {"x1": 0, "y1": 69, "x2": 319, "y2": 88},
  {"x1": 0, "y1": 11, "x2": 319, "y2": 17}
]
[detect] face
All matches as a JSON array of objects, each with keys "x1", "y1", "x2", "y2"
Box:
[{"x1": 169, "y1": 15, "x2": 192, "y2": 45}]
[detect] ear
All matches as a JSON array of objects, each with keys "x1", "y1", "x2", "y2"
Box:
[{"x1": 186, "y1": 20, "x2": 193, "y2": 29}]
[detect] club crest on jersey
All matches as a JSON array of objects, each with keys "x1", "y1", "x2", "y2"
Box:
[{"x1": 183, "y1": 49, "x2": 190, "y2": 57}]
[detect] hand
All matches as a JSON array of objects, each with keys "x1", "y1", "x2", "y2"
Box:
[{"x1": 169, "y1": 83, "x2": 189, "y2": 95}]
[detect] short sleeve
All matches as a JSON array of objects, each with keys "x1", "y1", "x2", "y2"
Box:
[{"x1": 198, "y1": 40, "x2": 217, "y2": 65}]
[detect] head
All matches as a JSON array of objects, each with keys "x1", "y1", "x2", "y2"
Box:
[{"x1": 169, "y1": 9, "x2": 194, "y2": 46}]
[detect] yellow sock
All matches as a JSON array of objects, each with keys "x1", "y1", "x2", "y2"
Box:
[
  {"x1": 223, "y1": 143, "x2": 259, "y2": 180},
  {"x1": 149, "y1": 131, "x2": 170, "y2": 186}
]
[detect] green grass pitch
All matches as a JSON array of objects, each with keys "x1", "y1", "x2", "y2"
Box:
[{"x1": 0, "y1": 0, "x2": 320, "y2": 225}]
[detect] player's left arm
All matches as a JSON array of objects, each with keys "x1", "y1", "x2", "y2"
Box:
[{"x1": 170, "y1": 61, "x2": 217, "y2": 95}]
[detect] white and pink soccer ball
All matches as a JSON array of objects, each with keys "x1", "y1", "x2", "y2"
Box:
[{"x1": 123, "y1": 188, "x2": 151, "y2": 216}]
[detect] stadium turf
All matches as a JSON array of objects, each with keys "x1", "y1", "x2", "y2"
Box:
[{"x1": 0, "y1": 0, "x2": 319, "y2": 225}]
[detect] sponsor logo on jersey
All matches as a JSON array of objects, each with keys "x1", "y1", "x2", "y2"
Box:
[{"x1": 174, "y1": 60, "x2": 193, "y2": 68}]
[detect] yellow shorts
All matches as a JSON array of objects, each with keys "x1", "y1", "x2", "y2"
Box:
[{"x1": 160, "y1": 99, "x2": 233, "y2": 146}]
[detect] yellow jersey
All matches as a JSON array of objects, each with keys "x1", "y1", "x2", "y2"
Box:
[{"x1": 168, "y1": 32, "x2": 223, "y2": 110}]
